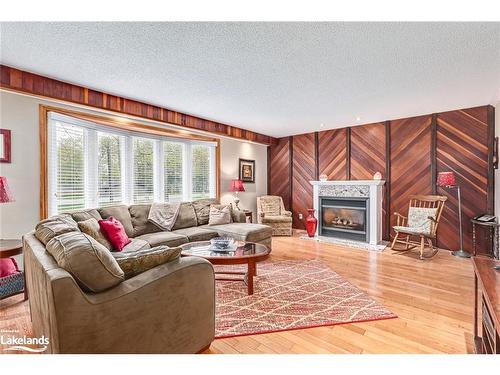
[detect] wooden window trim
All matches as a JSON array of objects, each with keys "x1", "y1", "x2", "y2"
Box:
[{"x1": 39, "y1": 105, "x2": 220, "y2": 219}]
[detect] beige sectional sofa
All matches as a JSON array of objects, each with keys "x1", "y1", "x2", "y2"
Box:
[{"x1": 23, "y1": 199, "x2": 272, "y2": 353}]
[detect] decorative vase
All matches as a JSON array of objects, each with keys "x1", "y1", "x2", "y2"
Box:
[{"x1": 305, "y1": 208, "x2": 318, "y2": 238}]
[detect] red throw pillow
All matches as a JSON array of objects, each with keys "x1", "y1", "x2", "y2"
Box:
[
  {"x1": 98, "y1": 216, "x2": 131, "y2": 251},
  {"x1": 0, "y1": 258, "x2": 20, "y2": 277}
]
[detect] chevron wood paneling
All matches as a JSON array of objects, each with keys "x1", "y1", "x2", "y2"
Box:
[
  {"x1": 350, "y1": 123, "x2": 387, "y2": 180},
  {"x1": 318, "y1": 129, "x2": 347, "y2": 180},
  {"x1": 268, "y1": 106, "x2": 494, "y2": 249},
  {"x1": 350, "y1": 123, "x2": 388, "y2": 238},
  {"x1": 436, "y1": 106, "x2": 490, "y2": 255},
  {"x1": 269, "y1": 137, "x2": 292, "y2": 210},
  {"x1": 292, "y1": 133, "x2": 316, "y2": 229},
  {"x1": 390, "y1": 115, "x2": 433, "y2": 236}
]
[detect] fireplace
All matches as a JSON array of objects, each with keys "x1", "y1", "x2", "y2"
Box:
[{"x1": 319, "y1": 197, "x2": 369, "y2": 242}]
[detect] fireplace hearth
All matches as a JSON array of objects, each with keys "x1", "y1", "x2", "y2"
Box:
[{"x1": 319, "y1": 197, "x2": 368, "y2": 242}]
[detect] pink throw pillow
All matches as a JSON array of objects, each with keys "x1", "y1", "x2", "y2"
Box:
[
  {"x1": 0, "y1": 258, "x2": 20, "y2": 277},
  {"x1": 98, "y1": 216, "x2": 131, "y2": 252}
]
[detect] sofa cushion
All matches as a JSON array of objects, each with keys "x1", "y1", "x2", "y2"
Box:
[
  {"x1": 122, "y1": 238, "x2": 151, "y2": 252},
  {"x1": 135, "y1": 232, "x2": 189, "y2": 248},
  {"x1": 172, "y1": 227, "x2": 219, "y2": 242},
  {"x1": 261, "y1": 215, "x2": 293, "y2": 224},
  {"x1": 78, "y1": 218, "x2": 112, "y2": 250},
  {"x1": 112, "y1": 246, "x2": 182, "y2": 278},
  {"x1": 201, "y1": 223, "x2": 272, "y2": 243},
  {"x1": 129, "y1": 204, "x2": 162, "y2": 237},
  {"x1": 99, "y1": 205, "x2": 134, "y2": 238},
  {"x1": 192, "y1": 198, "x2": 219, "y2": 225},
  {"x1": 46, "y1": 232, "x2": 124, "y2": 293},
  {"x1": 71, "y1": 209, "x2": 102, "y2": 223},
  {"x1": 171, "y1": 202, "x2": 198, "y2": 230},
  {"x1": 34, "y1": 214, "x2": 79, "y2": 245}
]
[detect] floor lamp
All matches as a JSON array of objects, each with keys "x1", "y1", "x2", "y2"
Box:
[{"x1": 437, "y1": 171, "x2": 471, "y2": 258}]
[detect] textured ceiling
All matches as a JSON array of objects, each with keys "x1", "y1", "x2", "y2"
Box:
[{"x1": 1, "y1": 22, "x2": 499, "y2": 137}]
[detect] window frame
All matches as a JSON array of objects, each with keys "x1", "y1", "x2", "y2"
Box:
[{"x1": 40, "y1": 105, "x2": 220, "y2": 219}]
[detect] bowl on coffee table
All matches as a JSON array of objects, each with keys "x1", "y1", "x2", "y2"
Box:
[{"x1": 210, "y1": 236, "x2": 235, "y2": 252}]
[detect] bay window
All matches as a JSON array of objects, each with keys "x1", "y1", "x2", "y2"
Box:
[{"x1": 47, "y1": 111, "x2": 217, "y2": 216}]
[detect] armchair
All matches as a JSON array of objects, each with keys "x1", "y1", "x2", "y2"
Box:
[{"x1": 256, "y1": 195, "x2": 292, "y2": 236}]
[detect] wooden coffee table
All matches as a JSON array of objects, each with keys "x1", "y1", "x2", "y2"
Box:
[{"x1": 180, "y1": 241, "x2": 270, "y2": 295}]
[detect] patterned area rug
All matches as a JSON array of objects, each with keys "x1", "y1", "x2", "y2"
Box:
[{"x1": 214, "y1": 259, "x2": 396, "y2": 338}]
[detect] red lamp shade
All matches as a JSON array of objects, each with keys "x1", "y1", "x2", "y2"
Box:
[
  {"x1": 0, "y1": 176, "x2": 15, "y2": 203},
  {"x1": 229, "y1": 179, "x2": 245, "y2": 192},
  {"x1": 437, "y1": 171, "x2": 456, "y2": 187}
]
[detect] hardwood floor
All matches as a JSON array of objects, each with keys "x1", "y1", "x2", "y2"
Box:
[{"x1": 0, "y1": 233, "x2": 475, "y2": 354}]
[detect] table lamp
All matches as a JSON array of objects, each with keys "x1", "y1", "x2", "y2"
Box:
[
  {"x1": 437, "y1": 171, "x2": 470, "y2": 258},
  {"x1": 0, "y1": 176, "x2": 15, "y2": 204},
  {"x1": 230, "y1": 179, "x2": 245, "y2": 210}
]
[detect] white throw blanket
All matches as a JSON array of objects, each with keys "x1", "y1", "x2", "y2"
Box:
[{"x1": 148, "y1": 202, "x2": 181, "y2": 231}]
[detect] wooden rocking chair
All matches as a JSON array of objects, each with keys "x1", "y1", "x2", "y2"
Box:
[{"x1": 390, "y1": 195, "x2": 447, "y2": 260}]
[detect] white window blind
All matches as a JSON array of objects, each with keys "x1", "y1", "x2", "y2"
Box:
[
  {"x1": 49, "y1": 121, "x2": 86, "y2": 215},
  {"x1": 191, "y1": 144, "x2": 214, "y2": 200},
  {"x1": 163, "y1": 141, "x2": 184, "y2": 202},
  {"x1": 97, "y1": 132, "x2": 124, "y2": 207},
  {"x1": 132, "y1": 137, "x2": 155, "y2": 204},
  {"x1": 47, "y1": 112, "x2": 217, "y2": 216}
]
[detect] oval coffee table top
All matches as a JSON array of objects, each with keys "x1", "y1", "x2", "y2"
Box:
[{"x1": 180, "y1": 240, "x2": 270, "y2": 264}]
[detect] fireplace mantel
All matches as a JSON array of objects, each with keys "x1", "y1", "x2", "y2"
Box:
[{"x1": 310, "y1": 180, "x2": 386, "y2": 247}]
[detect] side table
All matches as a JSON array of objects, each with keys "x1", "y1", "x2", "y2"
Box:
[
  {"x1": 243, "y1": 210, "x2": 253, "y2": 223},
  {"x1": 0, "y1": 239, "x2": 27, "y2": 300},
  {"x1": 471, "y1": 219, "x2": 499, "y2": 259}
]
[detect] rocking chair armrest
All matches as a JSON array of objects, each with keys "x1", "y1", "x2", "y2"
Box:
[
  {"x1": 428, "y1": 216, "x2": 438, "y2": 222},
  {"x1": 393, "y1": 212, "x2": 407, "y2": 219}
]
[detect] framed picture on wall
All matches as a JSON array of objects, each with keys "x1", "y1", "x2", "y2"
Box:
[
  {"x1": 0, "y1": 129, "x2": 11, "y2": 163},
  {"x1": 239, "y1": 158, "x2": 255, "y2": 183}
]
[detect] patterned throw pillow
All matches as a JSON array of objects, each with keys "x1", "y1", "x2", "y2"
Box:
[
  {"x1": 78, "y1": 218, "x2": 112, "y2": 251},
  {"x1": 113, "y1": 246, "x2": 182, "y2": 278},
  {"x1": 407, "y1": 207, "x2": 438, "y2": 234},
  {"x1": 208, "y1": 204, "x2": 232, "y2": 225}
]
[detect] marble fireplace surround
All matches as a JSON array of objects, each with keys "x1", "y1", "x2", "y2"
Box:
[{"x1": 310, "y1": 180, "x2": 386, "y2": 248}]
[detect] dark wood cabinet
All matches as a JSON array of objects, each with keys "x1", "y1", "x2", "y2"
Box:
[{"x1": 472, "y1": 257, "x2": 500, "y2": 354}]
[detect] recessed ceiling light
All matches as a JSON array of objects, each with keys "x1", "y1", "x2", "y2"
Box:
[
  {"x1": 356, "y1": 117, "x2": 361, "y2": 122},
  {"x1": 320, "y1": 123, "x2": 325, "y2": 128}
]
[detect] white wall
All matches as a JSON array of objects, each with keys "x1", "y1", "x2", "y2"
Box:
[
  {"x1": 0, "y1": 90, "x2": 268, "y2": 239},
  {"x1": 219, "y1": 138, "x2": 268, "y2": 222}
]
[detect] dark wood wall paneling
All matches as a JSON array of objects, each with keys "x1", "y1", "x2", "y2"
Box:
[
  {"x1": 291, "y1": 133, "x2": 317, "y2": 229},
  {"x1": 0, "y1": 65, "x2": 277, "y2": 145},
  {"x1": 390, "y1": 115, "x2": 433, "y2": 237},
  {"x1": 349, "y1": 122, "x2": 388, "y2": 238},
  {"x1": 436, "y1": 107, "x2": 491, "y2": 253},
  {"x1": 269, "y1": 106, "x2": 495, "y2": 255},
  {"x1": 318, "y1": 128, "x2": 347, "y2": 180},
  {"x1": 268, "y1": 137, "x2": 292, "y2": 210}
]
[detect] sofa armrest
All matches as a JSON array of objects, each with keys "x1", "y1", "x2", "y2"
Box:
[
  {"x1": 232, "y1": 210, "x2": 247, "y2": 223},
  {"x1": 49, "y1": 257, "x2": 215, "y2": 353},
  {"x1": 282, "y1": 210, "x2": 292, "y2": 217}
]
